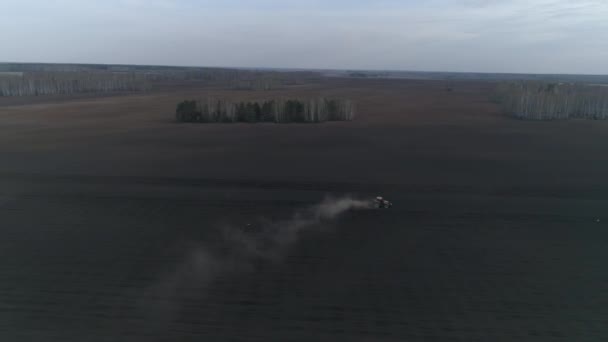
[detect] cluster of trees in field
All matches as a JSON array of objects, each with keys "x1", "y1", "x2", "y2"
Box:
[
  {"x1": 176, "y1": 98, "x2": 355, "y2": 123},
  {"x1": 496, "y1": 81, "x2": 608, "y2": 120},
  {"x1": 0, "y1": 72, "x2": 150, "y2": 96}
]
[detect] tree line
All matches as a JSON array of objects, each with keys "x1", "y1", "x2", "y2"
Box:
[
  {"x1": 176, "y1": 98, "x2": 355, "y2": 123},
  {"x1": 495, "y1": 81, "x2": 608, "y2": 120},
  {"x1": 0, "y1": 72, "x2": 150, "y2": 96},
  {"x1": 0, "y1": 68, "x2": 320, "y2": 96}
]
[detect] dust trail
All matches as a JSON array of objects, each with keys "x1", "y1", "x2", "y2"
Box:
[
  {"x1": 181, "y1": 196, "x2": 371, "y2": 283},
  {"x1": 134, "y1": 196, "x2": 373, "y2": 331},
  {"x1": 0, "y1": 196, "x2": 15, "y2": 208},
  {"x1": 221, "y1": 196, "x2": 374, "y2": 261}
]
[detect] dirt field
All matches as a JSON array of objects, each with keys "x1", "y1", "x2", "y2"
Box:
[{"x1": 1, "y1": 78, "x2": 607, "y2": 341}]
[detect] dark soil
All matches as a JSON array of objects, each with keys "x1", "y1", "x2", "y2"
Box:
[{"x1": 1, "y1": 78, "x2": 607, "y2": 341}]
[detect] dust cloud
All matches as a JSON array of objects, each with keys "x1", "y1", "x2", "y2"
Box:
[
  {"x1": 221, "y1": 196, "x2": 374, "y2": 262},
  {"x1": 135, "y1": 196, "x2": 373, "y2": 329},
  {"x1": 172, "y1": 196, "x2": 371, "y2": 287}
]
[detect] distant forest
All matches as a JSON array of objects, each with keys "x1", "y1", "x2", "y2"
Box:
[
  {"x1": 496, "y1": 81, "x2": 608, "y2": 120},
  {"x1": 332, "y1": 69, "x2": 608, "y2": 84},
  {"x1": 0, "y1": 72, "x2": 150, "y2": 96},
  {"x1": 175, "y1": 98, "x2": 355, "y2": 123},
  {"x1": 0, "y1": 63, "x2": 320, "y2": 96}
]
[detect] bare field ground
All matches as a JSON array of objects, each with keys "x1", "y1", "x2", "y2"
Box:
[{"x1": 1, "y1": 78, "x2": 607, "y2": 341}]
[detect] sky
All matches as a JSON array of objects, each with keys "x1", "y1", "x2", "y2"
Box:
[{"x1": 1, "y1": 0, "x2": 607, "y2": 74}]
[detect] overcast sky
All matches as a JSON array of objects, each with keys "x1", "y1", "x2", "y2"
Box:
[{"x1": 2, "y1": 0, "x2": 607, "y2": 74}]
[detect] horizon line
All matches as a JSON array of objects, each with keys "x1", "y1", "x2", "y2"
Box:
[{"x1": 1, "y1": 61, "x2": 607, "y2": 77}]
